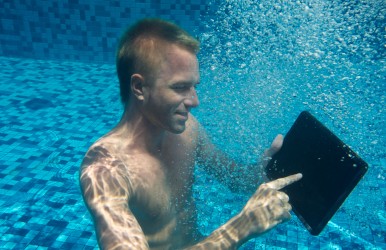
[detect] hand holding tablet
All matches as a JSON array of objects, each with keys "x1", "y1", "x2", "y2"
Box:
[{"x1": 265, "y1": 111, "x2": 368, "y2": 235}]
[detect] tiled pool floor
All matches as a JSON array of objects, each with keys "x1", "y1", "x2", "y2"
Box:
[
  {"x1": 0, "y1": 56, "x2": 385, "y2": 249},
  {"x1": 0, "y1": 57, "x2": 123, "y2": 249}
]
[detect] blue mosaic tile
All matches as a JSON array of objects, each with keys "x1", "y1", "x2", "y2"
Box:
[{"x1": 0, "y1": 0, "x2": 209, "y2": 63}]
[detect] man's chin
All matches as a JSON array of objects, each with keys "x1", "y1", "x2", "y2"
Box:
[
  {"x1": 171, "y1": 127, "x2": 186, "y2": 134},
  {"x1": 168, "y1": 123, "x2": 186, "y2": 134}
]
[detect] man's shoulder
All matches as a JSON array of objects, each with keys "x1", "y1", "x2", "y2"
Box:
[
  {"x1": 80, "y1": 145, "x2": 110, "y2": 176},
  {"x1": 81, "y1": 132, "x2": 125, "y2": 165},
  {"x1": 81, "y1": 143, "x2": 113, "y2": 168},
  {"x1": 79, "y1": 142, "x2": 134, "y2": 206},
  {"x1": 80, "y1": 135, "x2": 128, "y2": 175},
  {"x1": 79, "y1": 141, "x2": 132, "y2": 188}
]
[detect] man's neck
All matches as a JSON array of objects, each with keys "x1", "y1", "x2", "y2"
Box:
[{"x1": 114, "y1": 104, "x2": 166, "y2": 155}]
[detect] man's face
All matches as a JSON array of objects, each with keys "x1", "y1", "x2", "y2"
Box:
[{"x1": 141, "y1": 44, "x2": 200, "y2": 134}]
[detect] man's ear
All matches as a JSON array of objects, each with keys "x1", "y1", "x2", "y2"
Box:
[{"x1": 131, "y1": 74, "x2": 145, "y2": 101}]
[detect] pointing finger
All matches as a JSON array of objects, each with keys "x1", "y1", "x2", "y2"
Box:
[{"x1": 266, "y1": 173, "x2": 302, "y2": 190}]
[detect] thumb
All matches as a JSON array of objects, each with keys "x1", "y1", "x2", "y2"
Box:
[{"x1": 262, "y1": 134, "x2": 283, "y2": 165}]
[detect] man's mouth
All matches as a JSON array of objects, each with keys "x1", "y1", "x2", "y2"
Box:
[{"x1": 175, "y1": 111, "x2": 189, "y2": 119}]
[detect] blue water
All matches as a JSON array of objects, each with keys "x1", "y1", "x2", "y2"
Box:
[
  {"x1": 1, "y1": 0, "x2": 385, "y2": 249},
  {"x1": 194, "y1": 1, "x2": 385, "y2": 248}
]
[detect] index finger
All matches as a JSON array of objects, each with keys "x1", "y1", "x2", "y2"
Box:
[{"x1": 266, "y1": 173, "x2": 303, "y2": 190}]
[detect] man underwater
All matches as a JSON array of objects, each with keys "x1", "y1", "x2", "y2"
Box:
[{"x1": 80, "y1": 18, "x2": 302, "y2": 250}]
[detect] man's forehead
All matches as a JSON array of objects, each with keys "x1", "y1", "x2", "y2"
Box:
[
  {"x1": 158, "y1": 49, "x2": 198, "y2": 79},
  {"x1": 163, "y1": 45, "x2": 198, "y2": 64},
  {"x1": 155, "y1": 51, "x2": 199, "y2": 86}
]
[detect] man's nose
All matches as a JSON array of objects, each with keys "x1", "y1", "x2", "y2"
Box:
[{"x1": 184, "y1": 88, "x2": 199, "y2": 107}]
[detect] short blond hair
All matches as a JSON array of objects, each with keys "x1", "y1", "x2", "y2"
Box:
[{"x1": 116, "y1": 18, "x2": 200, "y2": 105}]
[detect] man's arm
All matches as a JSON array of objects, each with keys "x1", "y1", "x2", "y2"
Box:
[
  {"x1": 79, "y1": 146, "x2": 149, "y2": 250},
  {"x1": 189, "y1": 117, "x2": 302, "y2": 248},
  {"x1": 185, "y1": 174, "x2": 302, "y2": 249},
  {"x1": 195, "y1": 120, "x2": 283, "y2": 193}
]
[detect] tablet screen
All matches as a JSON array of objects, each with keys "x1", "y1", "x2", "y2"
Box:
[{"x1": 265, "y1": 111, "x2": 368, "y2": 235}]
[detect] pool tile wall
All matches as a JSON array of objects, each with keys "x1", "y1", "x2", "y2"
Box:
[{"x1": 0, "y1": 0, "x2": 210, "y2": 64}]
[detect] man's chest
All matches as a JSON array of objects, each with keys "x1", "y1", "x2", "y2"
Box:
[
  {"x1": 128, "y1": 158, "x2": 197, "y2": 247},
  {"x1": 130, "y1": 155, "x2": 195, "y2": 218}
]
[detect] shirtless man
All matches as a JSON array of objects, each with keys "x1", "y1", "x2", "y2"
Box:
[{"x1": 79, "y1": 18, "x2": 302, "y2": 249}]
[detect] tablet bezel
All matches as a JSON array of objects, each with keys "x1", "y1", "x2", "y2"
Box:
[{"x1": 265, "y1": 111, "x2": 368, "y2": 235}]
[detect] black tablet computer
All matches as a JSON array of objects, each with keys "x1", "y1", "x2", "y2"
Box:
[{"x1": 265, "y1": 111, "x2": 368, "y2": 235}]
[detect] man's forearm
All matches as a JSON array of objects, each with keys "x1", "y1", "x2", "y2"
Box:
[
  {"x1": 207, "y1": 151, "x2": 263, "y2": 194},
  {"x1": 225, "y1": 161, "x2": 265, "y2": 194},
  {"x1": 184, "y1": 173, "x2": 300, "y2": 250},
  {"x1": 184, "y1": 213, "x2": 252, "y2": 250}
]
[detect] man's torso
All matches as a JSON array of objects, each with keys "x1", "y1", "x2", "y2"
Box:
[{"x1": 81, "y1": 121, "x2": 201, "y2": 249}]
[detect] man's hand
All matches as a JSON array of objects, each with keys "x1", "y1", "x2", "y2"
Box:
[
  {"x1": 185, "y1": 173, "x2": 302, "y2": 250},
  {"x1": 257, "y1": 134, "x2": 284, "y2": 183},
  {"x1": 240, "y1": 173, "x2": 302, "y2": 238},
  {"x1": 263, "y1": 134, "x2": 284, "y2": 164}
]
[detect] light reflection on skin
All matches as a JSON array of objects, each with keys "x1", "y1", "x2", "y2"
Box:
[{"x1": 79, "y1": 21, "x2": 302, "y2": 250}]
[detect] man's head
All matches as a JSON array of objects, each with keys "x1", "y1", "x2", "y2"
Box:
[{"x1": 116, "y1": 18, "x2": 200, "y2": 106}]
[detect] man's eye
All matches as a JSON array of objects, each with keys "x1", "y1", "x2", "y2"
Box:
[{"x1": 172, "y1": 85, "x2": 188, "y2": 90}]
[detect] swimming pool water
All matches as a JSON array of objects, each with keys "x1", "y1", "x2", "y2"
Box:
[
  {"x1": 1, "y1": 0, "x2": 385, "y2": 249},
  {"x1": 0, "y1": 57, "x2": 118, "y2": 249},
  {"x1": 0, "y1": 55, "x2": 384, "y2": 249}
]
